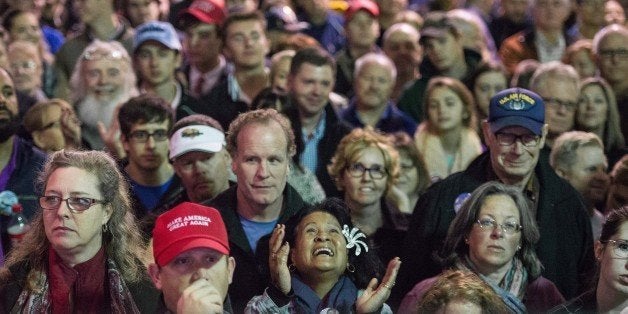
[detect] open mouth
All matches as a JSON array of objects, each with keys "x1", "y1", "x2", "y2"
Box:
[{"x1": 314, "y1": 247, "x2": 334, "y2": 256}]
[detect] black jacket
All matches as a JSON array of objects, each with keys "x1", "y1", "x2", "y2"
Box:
[
  {"x1": 283, "y1": 103, "x2": 351, "y2": 198},
  {"x1": 393, "y1": 150, "x2": 595, "y2": 305},
  {"x1": 396, "y1": 48, "x2": 483, "y2": 123},
  {"x1": 206, "y1": 184, "x2": 307, "y2": 313},
  {"x1": 184, "y1": 78, "x2": 249, "y2": 131}
]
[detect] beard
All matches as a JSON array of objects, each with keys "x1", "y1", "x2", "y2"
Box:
[
  {"x1": 0, "y1": 105, "x2": 20, "y2": 143},
  {"x1": 76, "y1": 92, "x2": 132, "y2": 129}
]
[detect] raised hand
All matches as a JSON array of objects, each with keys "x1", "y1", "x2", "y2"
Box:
[
  {"x1": 59, "y1": 106, "x2": 82, "y2": 147},
  {"x1": 269, "y1": 224, "x2": 291, "y2": 295},
  {"x1": 97, "y1": 105, "x2": 125, "y2": 159},
  {"x1": 177, "y1": 278, "x2": 224, "y2": 314},
  {"x1": 355, "y1": 257, "x2": 401, "y2": 314}
]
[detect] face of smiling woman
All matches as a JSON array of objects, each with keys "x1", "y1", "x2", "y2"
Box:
[
  {"x1": 341, "y1": 146, "x2": 388, "y2": 211},
  {"x1": 291, "y1": 211, "x2": 349, "y2": 281}
]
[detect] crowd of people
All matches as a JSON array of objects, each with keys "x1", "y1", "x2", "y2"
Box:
[{"x1": 0, "y1": 0, "x2": 627, "y2": 312}]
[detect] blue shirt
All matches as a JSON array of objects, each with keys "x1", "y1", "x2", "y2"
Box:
[
  {"x1": 239, "y1": 215, "x2": 278, "y2": 253},
  {"x1": 129, "y1": 176, "x2": 174, "y2": 211},
  {"x1": 300, "y1": 113, "x2": 326, "y2": 173}
]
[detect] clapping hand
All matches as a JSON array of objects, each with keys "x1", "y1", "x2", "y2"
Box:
[
  {"x1": 269, "y1": 224, "x2": 292, "y2": 295},
  {"x1": 355, "y1": 257, "x2": 401, "y2": 314}
]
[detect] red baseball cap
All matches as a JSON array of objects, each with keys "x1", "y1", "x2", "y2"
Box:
[
  {"x1": 177, "y1": 0, "x2": 226, "y2": 29},
  {"x1": 345, "y1": 0, "x2": 380, "y2": 22},
  {"x1": 152, "y1": 202, "x2": 230, "y2": 267}
]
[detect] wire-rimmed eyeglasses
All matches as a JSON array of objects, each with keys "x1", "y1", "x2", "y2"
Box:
[{"x1": 39, "y1": 196, "x2": 104, "y2": 213}]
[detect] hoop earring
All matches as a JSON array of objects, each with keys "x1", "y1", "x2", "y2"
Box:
[
  {"x1": 288, "y1": 264, "x2": 296, "y2": 272},
  {"x1": 102, "y1": 223, "x2": 108, "y2": 233},
  {"x1": 346, "y1": 263, "x2": 355, "y2": 273}
]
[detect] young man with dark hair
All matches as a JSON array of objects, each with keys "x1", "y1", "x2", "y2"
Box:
[
  {"x1": 133, "y1": 21, "x2": 202, "y2": 119},
  {"x1": 118, "y1": 95, "x2": 182, "y2": 225},
  {"x1": 184, "y1": 11, "x2": 271, "y2": 130},
  {"x1": 396, "y1": 12, "x2": 483, "y2": 123},
  {"x1": 176, "y1": 0, "x2": 228, "y2": 100}
]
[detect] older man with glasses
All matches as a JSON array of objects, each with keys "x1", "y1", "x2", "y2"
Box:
[
  {"x1": 394, "y1": 87, "x2": 594, "y2": 307},
  {"x1": 593, "y1": 23, "x2": 628, "y2": 143},
  {"x1": 527, "y1": 61, "x2": 581, "y2": 148}
]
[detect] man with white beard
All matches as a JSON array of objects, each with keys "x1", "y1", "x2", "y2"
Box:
[{"x1": 70, "y1": 40, "x2": 138, "y2": 150}]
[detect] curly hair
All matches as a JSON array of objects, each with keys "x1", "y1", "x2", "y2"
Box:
[
  {"x1": 0, "y1": 150, "x2": 147, "y2": 287},
  {"x1": 118, "y1": 94, "x2": 174, "y2": 137},
  {"x1": 327, "y1": 127, "x2": 400, "y2": 193},
  {"x1": 417, "y1": 270, "x2": 509, "y2": 313},
  {"x1": 283, "y1": 198, "x2": 384, "y2": 289},
  {"x1": 438, "y1": 181, "x2": 543, "y2": 278}
]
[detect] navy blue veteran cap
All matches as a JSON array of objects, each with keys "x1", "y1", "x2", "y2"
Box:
[{"x1": 488, "y1": 88, "x2": 545, "y2": 135}]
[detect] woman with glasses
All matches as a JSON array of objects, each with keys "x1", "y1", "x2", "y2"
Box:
[
  {"x1": 552, "y1": 205, "x2": 628, "y2": 313},
  {"x1": 415, "y1": 77, "x2": 483, "y2": 183},
  {"x1": 399, "y1": 181, "x2": 565, "y2": 313},
  {"x1": 328, "y1": 127, "x2": 405, "y2": 265},
  {"x1": 0, "y1": 150, "x2": 158, "y2": 312}
]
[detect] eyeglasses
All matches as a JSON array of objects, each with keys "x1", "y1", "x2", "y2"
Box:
[
  {"x1": 9, "y1": 61, "x2": 38, "y2": 73},
  {"x1": 600, "y1": 239, "x2": 628, "y2": 259},
  {"x1": 475, "y1": 218, "x2": 522, "y2": 235},
  {"x1": 598, "y1": 49, "x2": 628, "y2": 60},
  {"x1": 495, "y1": 132, "x2": 540, "y2": 147},
  {"x1": 346, "y1": 163, "x2": 387, "y2": 179},
  {"x1": 39, "y1": 196, "x2": 104, "y2": 213},
  {"x1": 129, "y1": 130, "x2": 169, "y2": 143},
  {"x1": 82, "y1": 49, "x2": 124, "y2": 61},
  {"x1": 543, "y1": 97, "x2": 578, "y2": 111}
]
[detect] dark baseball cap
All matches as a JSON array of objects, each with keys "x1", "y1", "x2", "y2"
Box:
[{"x1": 488, "y1": 88, "x2": 545, "y2": 135}]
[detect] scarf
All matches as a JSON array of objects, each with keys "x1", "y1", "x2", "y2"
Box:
[
  {"x1": 291, "y1": 275, "x2": 358, "y2": 314},
  {"x1": 456, "y1": 256, "x2": 528, "y2": 314},
  {"x1": 12, "y1": 258, "x2": 140, "y2": 314}
]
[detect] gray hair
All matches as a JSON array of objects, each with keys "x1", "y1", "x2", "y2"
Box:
[
  {"x1": 354, "y1": 52, "x2": 397, "y2": 82},
  {"x1": 382, "y1": 22, "x2": 420, "y2": 47},
  {"x1": 550, "y1": 131, "x2": 606, "y2": 172},
  {"x1": 592, "y1": 23, "x2": 628, "y2": 54},
  {"x1": 70, "y1": 40, "x2": 137, "y2": 103},
  {"x1": 529, "y1": 61, "x2": 580, "y2": 93}
]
